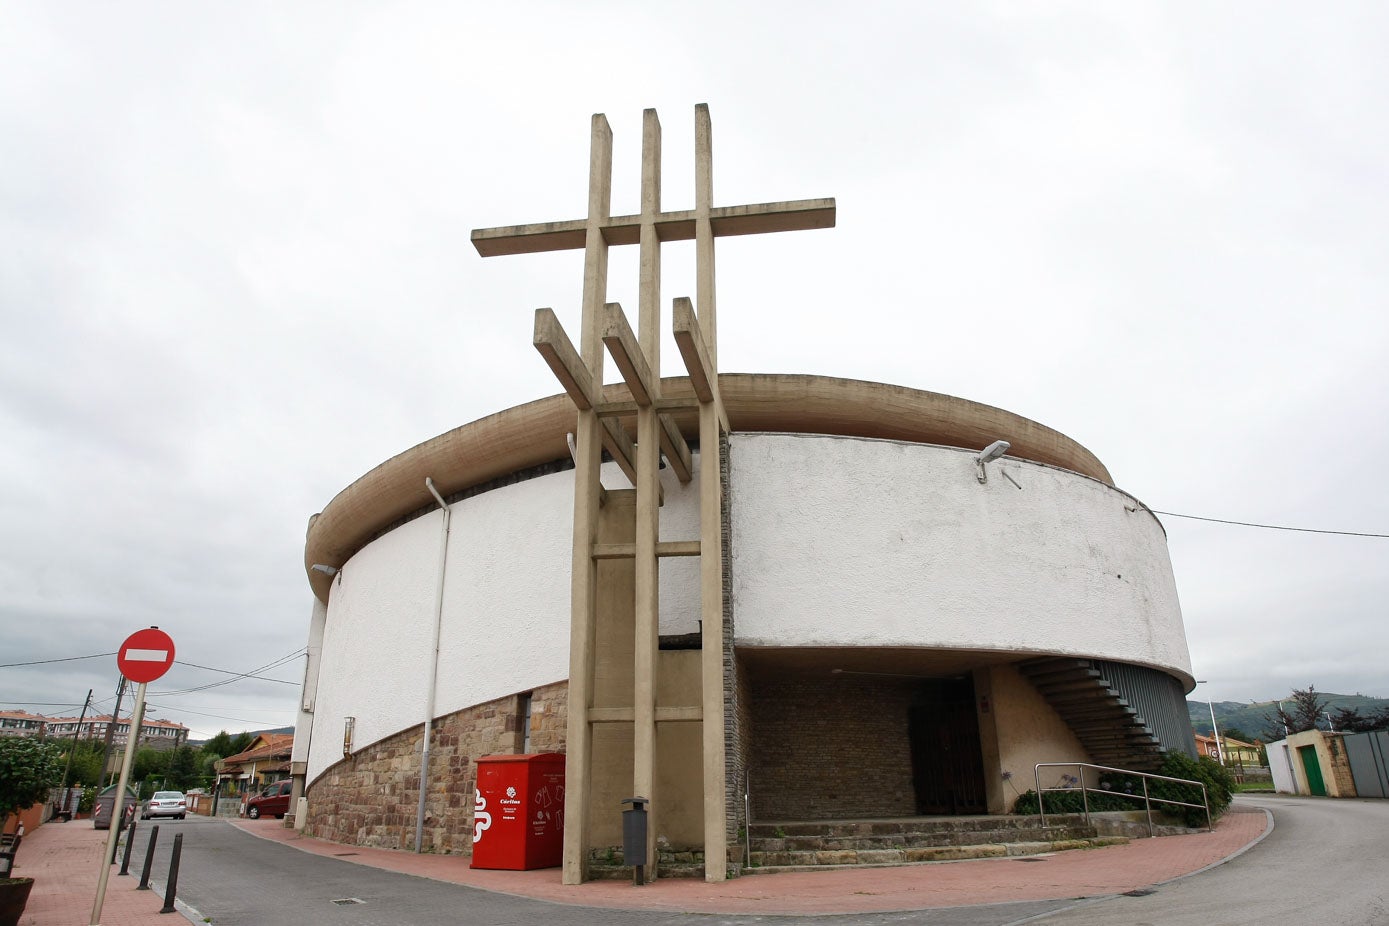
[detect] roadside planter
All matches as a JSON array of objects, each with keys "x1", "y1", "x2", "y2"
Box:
[{"x1": 0, "y1": 878, "x2": 33, "y2": 926}]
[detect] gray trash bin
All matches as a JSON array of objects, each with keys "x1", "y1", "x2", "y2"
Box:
[{"x1": 92, "y1": 785, "x2": 138, "y2": 831}]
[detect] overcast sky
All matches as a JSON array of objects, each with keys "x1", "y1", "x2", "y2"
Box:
[{"x1": 3, "y1": 2, "x2": 1386, "y2": 740}]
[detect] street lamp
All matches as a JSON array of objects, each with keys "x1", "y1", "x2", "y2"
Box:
[{"x1": 1194, "y1": 680, "x2": 1222, "y2": 764}]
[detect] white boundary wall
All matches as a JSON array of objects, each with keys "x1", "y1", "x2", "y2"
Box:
[{"x1": 1267, "y1": 739, "x2": 1299, "y2": 794}]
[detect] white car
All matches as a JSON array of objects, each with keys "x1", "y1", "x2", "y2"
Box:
[{"x1": 141, "y1": 791, "x2": 187, "y2": 820}]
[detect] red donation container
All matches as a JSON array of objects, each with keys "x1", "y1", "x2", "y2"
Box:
[{"x1": 470, "y1": 752, "x2": 566, "y2": 870}]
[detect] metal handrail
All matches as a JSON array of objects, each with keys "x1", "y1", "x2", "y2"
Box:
[{"x1": 1034, "y1": 762, "x2": 1212, "y2": 837}]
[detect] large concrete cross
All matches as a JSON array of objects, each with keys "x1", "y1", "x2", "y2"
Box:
[{"x1": 471, "y1": 105, "x2": 834, "y2": 884}]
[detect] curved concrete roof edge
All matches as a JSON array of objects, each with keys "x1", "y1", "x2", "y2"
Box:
[{"x1": 304, "y1": 373, "x2": 1112, "y2": 602}]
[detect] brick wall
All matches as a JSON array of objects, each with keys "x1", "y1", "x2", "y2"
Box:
[
  {"x1": 748, "y1": 668, "x2": 917, "y2": 820},
  {"x1": 304, "y1": 681, "x2": 566, "y2": 853},
  {"x1": 1327, "y1": 736, "x2": 1357, "y2": 797}
]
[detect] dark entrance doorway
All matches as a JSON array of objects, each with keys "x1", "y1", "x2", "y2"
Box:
[{"x1": 908, "y1": 676, "x2": 986, "y2": 814}]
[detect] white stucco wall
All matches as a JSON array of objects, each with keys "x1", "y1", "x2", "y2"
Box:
[
  {"x1": 307, "y1": 461, "x2": 702, "y2": 783},
  {"x1": 1267, "y1": 739, "x2": 1299, "y2": 794},
  {"x1": 729, "y1": 433, "x2": 1191, "y2": 677},
  {"x1": 309, "y1": 430, "x2": 1192, "y2": 782},
  {"x1": 291, "y1": 596, "x2": 327, "y2": 767}
]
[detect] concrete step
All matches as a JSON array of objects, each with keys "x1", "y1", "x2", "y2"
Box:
[
  {"x1": 746, "y1": 836, "x2": 1128, "y2": 873},
  {"x1": 749, "y1": 824, "x2": 1097, "y2": 853},
  {"x1": 748, "y1": 813, "x2": 1093, "y2": 840}
]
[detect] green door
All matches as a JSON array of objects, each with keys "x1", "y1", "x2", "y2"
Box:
[{"x1": 1298, "y1": 745, "x2": 1327, "y2": 796}]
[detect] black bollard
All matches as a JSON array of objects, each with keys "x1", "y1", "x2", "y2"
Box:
[
  {"x1": 118, "y1": 819, "x2": 137, "y2": 875},
  {"x1": 137, "y1": 825, "x2": 159, "y2": 890},
  {"x1": 159, "y1": 832, "x2": 183, "y2": 914}
]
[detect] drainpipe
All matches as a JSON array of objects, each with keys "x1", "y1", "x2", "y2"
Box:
[{"x1": 415, "y1": 477, "x2": 451, "y2": 852}]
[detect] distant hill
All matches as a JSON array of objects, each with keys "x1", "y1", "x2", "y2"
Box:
[{"x1": 1187, "y1": 694, "x2": 1389, "y2": 742}]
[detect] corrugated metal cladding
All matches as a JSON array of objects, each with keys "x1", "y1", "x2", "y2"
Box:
[
  {"x1": 1092, "y1": 660, "x2": 1198, "y2": 758},
  {"x1": 1344, "y1": 730, "x2": 1389, "y2": 799}
]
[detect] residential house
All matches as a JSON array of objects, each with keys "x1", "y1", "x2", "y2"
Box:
[
  {"x1": 215, "y1": 733, "x2": 295, "y2": 796},
  {"x1": 1195, "y1": 733, "x2": 1262, "y2": 766},
  {"x1": 1220, "y1": 736, "x2": 1264, "y2": 771}
]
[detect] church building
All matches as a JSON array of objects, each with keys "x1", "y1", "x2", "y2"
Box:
[{"x1": 290, "y1": 106, "x2": 1197, "y2": 883}]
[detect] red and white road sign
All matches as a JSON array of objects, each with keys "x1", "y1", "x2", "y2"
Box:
[{"x1": 116, "y1": 627, "x2": 176, "y2": 684}]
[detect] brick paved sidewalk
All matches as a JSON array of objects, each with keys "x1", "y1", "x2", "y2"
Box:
[
  {"x1": 236, "y1": 803, "x2": 1271, "y2": 916},
  {"x1": 9, "y1": 820, "x2": 184, "y2": 926}
]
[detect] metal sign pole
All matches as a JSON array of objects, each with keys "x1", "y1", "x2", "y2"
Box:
[{"x1": 90, "y1": 680, "x2": 147, "y2": 925}]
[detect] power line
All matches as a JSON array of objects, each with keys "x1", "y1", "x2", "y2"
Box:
[
  {"x1": 1150, "y1": 510, "x2": 1389, "y2": 538},
  {"x1": 144, "y1": 702, "x2": 295, "y2": 726},
  {"x1": 151, "y1": 648, "x2": 306, "y2": 697},
  {"x1": 173, "y1": 659, "x2": 299, "y2": 686},
  {"x1": 0, "y1": 701, "x2": 90, "y2": 709},
  {"x1": 0, "y1": 652, "x2": 116, "y2": 669}
]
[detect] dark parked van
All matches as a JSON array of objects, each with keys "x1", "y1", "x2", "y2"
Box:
[{"x1": 246, "y1": 780, "x2": 293, "y2": 819}]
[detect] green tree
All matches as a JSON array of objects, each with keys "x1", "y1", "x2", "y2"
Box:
[
  {"x1": 132, "y1": 747, "x2": 171, "y2": 784},
  {"x1": 1220, "y1": 726, "x2": 1252, "y2": 744},
  {"x1": 202, "y1": 731, "x2": 254, "y2": 759},
  {"x1": 1263, "y1": 686, "x2": 1329, "y2": 740},
  {"x1": 165, "y1": 746, "x2": 203, "y2": 792},
  {"x1": 57, "y1": 739, "x2": 105, "y2": 790},
  {"x1": 1331, "y1": 705, "x2": 1389, "y2": 733},
  {"x1": 0, "y1": 737, "x2": 65, "y2": 828}
]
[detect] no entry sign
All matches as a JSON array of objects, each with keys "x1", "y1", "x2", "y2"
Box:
[{"x1": 117, "y1": 627, "x2": 176, "y2": 683}]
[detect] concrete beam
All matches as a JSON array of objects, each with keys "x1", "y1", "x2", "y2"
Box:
[
  {"x1": 533, "y1": 308, "x2": 597, "y2": 410},
  {"x1": 672, "y1": 297, "x2": 715, "y2": 402},
  {"x1": 601, "y1": 302, "x2": 656, "y2": 406},
  {"x1": 658, "y1": 413, "x2": 693, "y2": 484},
  {"x1": 471, "y1": 198, "x2": 837, "y2": 257}
]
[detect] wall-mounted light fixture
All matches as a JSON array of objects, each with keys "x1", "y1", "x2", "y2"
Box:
[
  {"x1": 975, "y1": 440, "x2": 1011, "y2": 484},
  {"x1": 311, "y1": 564, "x2": 339, "y2": 577},
  {"x1": 343, "y1": 716, "x2": 356, "y2": 757}
]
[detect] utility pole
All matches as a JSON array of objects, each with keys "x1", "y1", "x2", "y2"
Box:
[
  {"x1": 54, "y1": 685, "x2": 93, "y2": 821},
  {"x1": 1207, "y1": 699, "x2": 1223, "y2": 764},
  {"x1": 59, "y1": 689, "x2": 93, "y2": 788},
  {"x1": 99, "y1": 676, "x2": 127, "y2": 787}
]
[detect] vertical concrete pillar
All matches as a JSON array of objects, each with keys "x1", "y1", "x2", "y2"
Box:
[{"x1": 562, "y1": 113, "x2": 613, "y2": 886}]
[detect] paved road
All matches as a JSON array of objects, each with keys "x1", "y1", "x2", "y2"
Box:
[
  {"x1": 125, "y1": 795, "x2": 1385, "y2": 926},
  {"x1": 1025, "y1": 795, "x2": 1389, "y2": 926},
  {"x1": 127, "y1": 817, "x2": 1074, "y2": 926}
]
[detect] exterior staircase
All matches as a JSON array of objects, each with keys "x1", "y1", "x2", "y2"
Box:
[
  {"x1": 1019, "y1": 657, "x2": 1165, "y2": 771},
  {"x1": 745, "y1": 815, "x2": 1126, "y2": 873}
]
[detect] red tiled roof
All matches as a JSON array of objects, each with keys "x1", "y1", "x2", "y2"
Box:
[{"x1": 220, "y1": 733, "x2": 294, "y2": 765}]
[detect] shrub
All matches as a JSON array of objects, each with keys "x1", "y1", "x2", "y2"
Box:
[
  {"x1": 1151, "y1": 753, "x2": 1234, "y2": 826},
  {"x1": 0, "y1": 737, "x2": 65, "y2": 824},
  {"x1": 1012, "y1": 753, "x2": 1236, "y2": 827},
  {"x1": 1012, "y1": 787, "x2": 1137, "y2": 815}
]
